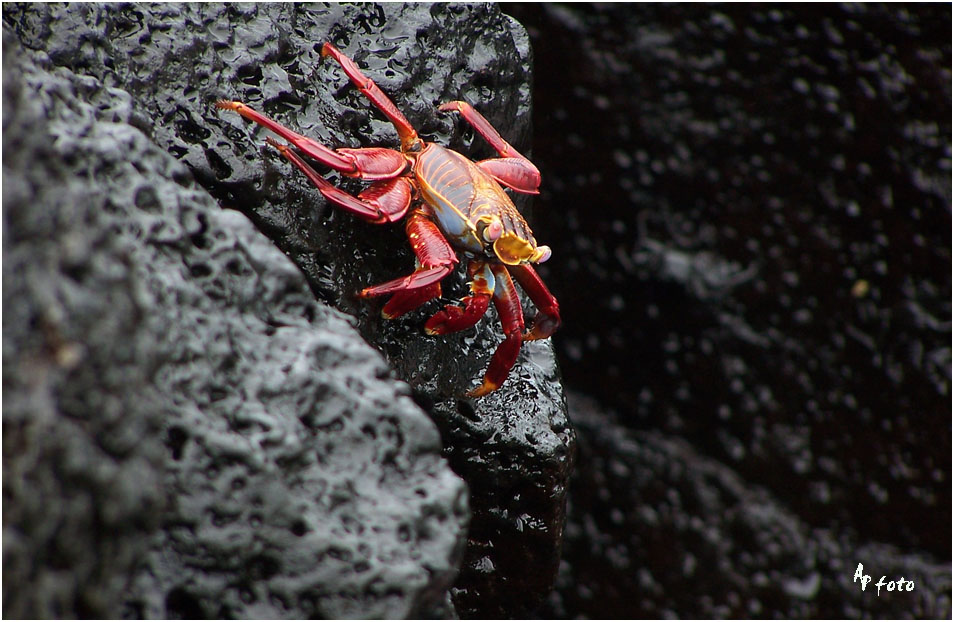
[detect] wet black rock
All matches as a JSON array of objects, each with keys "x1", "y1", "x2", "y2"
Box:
[
  {"x1": 504, "y1": 4, "x2": 950, "y2": 618},
  {"x1": 4, "y1": 4, "x2": 573, "y2": 619},
  {"x1": 433, "y1": 364, "x2": 573, "y2": 617},
  {"x1": 545, "y1": 392, "x2": 951, "y2": 618}
]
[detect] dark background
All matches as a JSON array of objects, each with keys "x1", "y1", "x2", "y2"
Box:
[{"x1": 503, "y1": 4, "x2": 950, "y2": 618}]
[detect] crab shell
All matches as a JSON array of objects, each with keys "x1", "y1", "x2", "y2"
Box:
[{"x1": 413, "y1": 144, "x2": 551, "y2": 266}]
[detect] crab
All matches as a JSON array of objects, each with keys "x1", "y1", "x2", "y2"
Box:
[{"x1": 216, "y1": 42, "x2": 560, "y2": 397}]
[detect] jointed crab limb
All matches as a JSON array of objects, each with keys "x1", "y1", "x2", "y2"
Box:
[
  {"x1": 467, "y1": 265, "x2": 526, "y2": 398},
  {"x1": 355, "y1": 177, "x2": 415, "y2": 223},
  {"x1": 382, "y1": 283, "x2": 441, "y2": 320},
  {"x1": 474, "y1": 158, "x2": 542, "y2": 195},
  {"x1": 360, "y1": 208, "x2": 457, "y2": 299},
  {"x1": 215, "y1": 101, "x2": 387, "y2": 178},
  {"x1": 321, "y1": 43, "x2": 422, "y2": 152},
  {"x1": 438, "y1": 101, "x2": 525, "y2": 159},
  {"x1": 332, "y1": 148, "x2": 410, "y2": 180},
  {"x1": 439, "y1": 100, "x2": 542, "y2": 194},
  {"x1": 266, "y1": 138, "x2": 412, "y2": 223},
  {"x1": 216, "y1": 100, "x2": 408, "y2": 179},
  {"x1": 507, "y1": 264, "x2": 561, "y2": 340},
  {"x1": 425, "y1": 261, "x2": 495, "y2": 335},
  {"x1": 361, "y1": 264, "x2": 449, "y2": 298}
]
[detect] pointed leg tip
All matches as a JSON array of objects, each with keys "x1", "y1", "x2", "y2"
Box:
[
  {"x1": 215, "y1": 100, "x2": 239, "y2": 111},
  {"x1": 378, "y1": 299, "x2": 401, "y2": 319},
  {"x1": 466, "y1": 380, "x2": 499, "y2": 398},
  {"x1": 264, "y1": 137, "x2": 294, "y2": 157},
  {"x1": 522, "y1": 316, "x2": 560, "y2": 341},
  {"x1": 381, "y1": 305, "x2": 408, "y2": 320},
  {"x1": 423, "y1": 313, "x2": 449, "y2": 335}
]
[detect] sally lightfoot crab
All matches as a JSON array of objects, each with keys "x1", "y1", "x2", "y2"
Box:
[{"x1": 216, "y1": 42, "x2": 560, "y2": 396}]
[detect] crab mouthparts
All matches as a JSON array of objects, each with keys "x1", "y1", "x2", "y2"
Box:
[{"x1": 493, "y1": 234, "x2": 551, "y2": 265}]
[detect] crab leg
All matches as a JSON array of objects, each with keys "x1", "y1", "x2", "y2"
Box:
[
  {"x1": 439, "y1": 100, "x2": 541, "y2": 194},
  {"x1": 378, "y1": 213, "x2": 451, "y2": 318},
  {"x1": 425, "y1": 261, "x2": 494, "y2": 335},
  {"x1": 361, "y1": 208, "x2": 457, "y2": 300},
  {"x1": 321, "y1": 43, "x2": 421, "y2": 152},
  {"x1": 507, "y1": 264, "x2": 561, "y2": 340},
  {"x1": 265, "y1": 138, "x2": 412, "y2": 223},
  {"x1": 467, "y1": 264, "x2": 526, "y2": 398},
  {"x1": 381, "y1": 283, "x2": 442, "y2": 320},
  {"x1": 215, "y1": 100, "x2": 407, "y2": 179}
]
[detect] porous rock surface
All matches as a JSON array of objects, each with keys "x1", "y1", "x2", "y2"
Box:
[
  {"x1": 2, "y1": 17, "x2": 468, "y2": 621},
  {"x1": 4, "y1": 3, "x2": 573, "y2": 619}
]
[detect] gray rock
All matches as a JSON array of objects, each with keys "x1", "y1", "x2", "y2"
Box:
[
  {"x1": 4, "y1": 3, "x2": 573, "y2": 618},
  {"x1": 3, "y1": 31, "x2": 167, "y2": 617},
  {"x1": 2, "y1": 21, "x2": 466, "y2": 620}
]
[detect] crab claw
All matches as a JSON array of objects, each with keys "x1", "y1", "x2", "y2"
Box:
[
  {"x1": 532, "y1": 245, "x2": 552, "y2": 263},
  {"x1": 523, "y1": 312, "x2": 561, "y2": 341},
  {"x1": 424, "y1": 294, "x2": 491, "y2": 335},
  {"x1": 506, "y1": 264, "x2": 560, "y2": 341},
  {"x1": 424, "y1": 261, "x2": 495, "y2": 335}
]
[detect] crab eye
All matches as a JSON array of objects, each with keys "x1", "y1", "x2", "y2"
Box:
[{"x1": 481, "y1": 219, "x2": 504, "y2": 243}]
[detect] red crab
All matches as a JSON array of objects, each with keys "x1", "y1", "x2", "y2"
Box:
[{"x1": 216, "y1": 43, "x2": 560, "y2": 397}]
